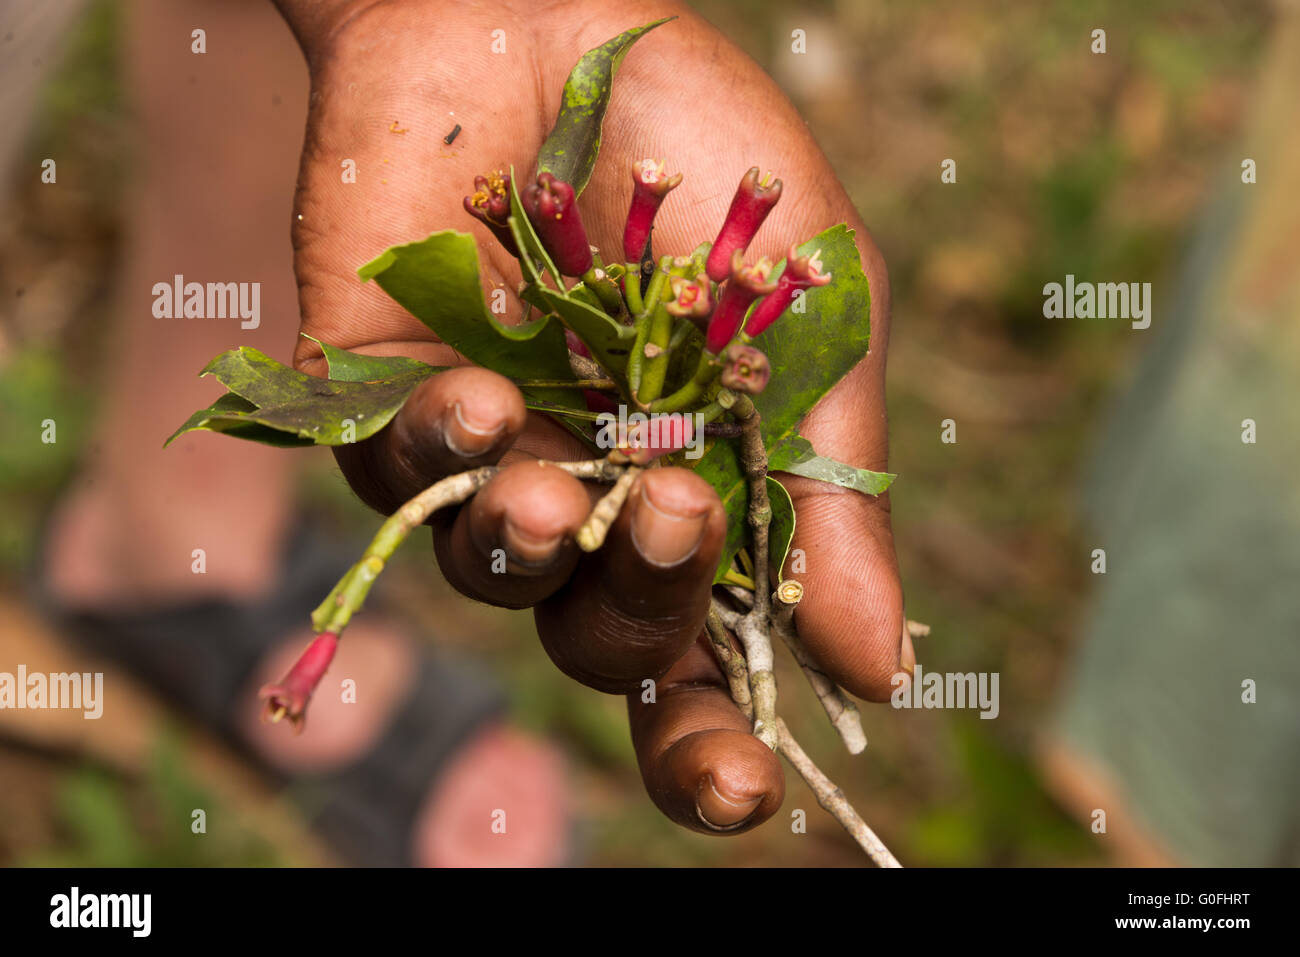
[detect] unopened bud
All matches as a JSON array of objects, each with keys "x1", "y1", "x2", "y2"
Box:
[
  {"x1": 744, "y1": 244, "x2": 831, "y2": 339},
  {"x1": 523, "y1": 171, "x2": 593, "y2": 276},
  {"x1": 719, "y1": 343, "x2": 770, "y2": 394},
  {"x1": 623, "y1": 159, "x2": 682, "y2": 262},
  {"x1": 705, "y1": 167, "x2": 782, "y2": 282}
]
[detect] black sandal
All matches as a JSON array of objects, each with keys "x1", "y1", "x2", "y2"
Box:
[{"x1": 27, "y1": 515, "x2": 507, "y2": 867}]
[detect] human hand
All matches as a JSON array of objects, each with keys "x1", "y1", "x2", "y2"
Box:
[{"x1": 273, "y1": 0, "x2": 905, "y2": 833}]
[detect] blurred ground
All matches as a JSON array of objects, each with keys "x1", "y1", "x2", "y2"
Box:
[{"x1": 0, "y1": 0, "x2": 1274, "y2": 865}]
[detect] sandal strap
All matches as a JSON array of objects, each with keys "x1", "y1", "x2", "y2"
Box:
[
  {"x1": 291, "y1": 654, "x2": 506, "y2": 867},
  {"x1": 30, "y1": 517, "x2": 354, "y2": 737}
]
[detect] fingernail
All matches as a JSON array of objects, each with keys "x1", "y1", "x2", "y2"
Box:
[
  {"x1": 501, "y1": 518, "x2": 563, "y2": 567},
  {"x1": 443, "y1": 400, "x2": 504, "y2": 458},
  {"x1": 630, "y1": 478, "x2": 707, "y2": 568},
  {"x1": 696, "y1": 774, "x2": 763, "y2": 830},
  {"x1": 899, "y1": 623, "x2": 916, "y2": 679}
]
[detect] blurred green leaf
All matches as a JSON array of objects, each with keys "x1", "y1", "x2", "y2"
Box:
[{"x1": 56, "y1": 769, "x2": 142, "y2": 867}]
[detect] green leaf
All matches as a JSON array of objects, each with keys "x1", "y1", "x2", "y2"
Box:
[
  {"x1": 357, "y1": 229, "x2": 583, "y2": 412},
  {"x1": 770, "y1": 434, "x2": 895, "y2": 495},
  {"x1": 166, "y1": 346, "x2": 434, "y2": 447},
  {"x1": 692, "y1": 224, "x2": 875, "y2": 580},
  {"x1": 767, "y1": 476, "x2": 796, "y2": 577},
  {"x1": 522, "y1": 284, "x2": 636, "y2": 383},
  {"x1": 303, "y1": 333, "x2": 438, "y2": 382},
  {"x1": 166, "y1": 392, "x2": 316, "y2": 448},
  {"x1": 535, "y1": 18, "x2": 675, "y2": 195}
]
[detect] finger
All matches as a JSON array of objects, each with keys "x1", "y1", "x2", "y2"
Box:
[
  {"x1": 778, "y1": 357, "x2": 906, "y2": 703},
  {"x1": 432, "y1": 460, "x2": 594, "y2": 610},
  {"x1": 334, "y1": 366, "x2": 526, "y2": 515},
  {"x1": 627, "y1": 636, "x2": 784, "y2": 834},
  {"x1": 534, "y1": 467, "x2": 725, "y2": 693}
]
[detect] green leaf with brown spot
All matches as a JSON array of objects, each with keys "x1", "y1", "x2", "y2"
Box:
[
  {"x1": 165, "y1": 346, "x2": 433, "y2": 447},
  {"x1": 535, "y1": 18, "x2": 675, "y2": 195}
]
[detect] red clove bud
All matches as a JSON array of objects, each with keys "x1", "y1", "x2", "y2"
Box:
[
  {"x1": 743, "y1": 245, "x2": 831, "y2": 340},
  {"x1": 622, "y1": 413, "x2": 695, "y2": 465},
  {"x1": 705, "y1": 250, "x2": 776, "y2": 354},
  {"x1": 623, "y1": 159, "x2": 682, "y2": 263},
  {"x1": 259, "y1": 631, "x2": 339, "y2": 733},
  {"x1": 522, "y1": 171, "x2": 593, "y2": 277},
  {"x1": 720, "y1": 342, "x2": 770, "y2": 395},
  {"x1": 463, "y1": 170, "x2": 520, "y2": 257},
  {"x1": 705, "y1": 167, "x2": 783, "y2": 282},
  {"x1": 664, "y1": 274, "x2": 714, "y2": 328}
]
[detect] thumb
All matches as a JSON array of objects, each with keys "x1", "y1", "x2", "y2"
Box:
[{"x1": 773, "y1": 343, "x2": 906, "y2": 704}]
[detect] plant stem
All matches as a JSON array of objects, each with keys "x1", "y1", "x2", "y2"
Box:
[
  {"x1": 522, "y1": 400, "x2": 609, "y2": 422},
  {"x1": 568, "y1": 352, "x2": 604, "y2": 381},
  {"x1": 636, "y1": 305, "x2": 674, "y2": 403},
  {"x1": 650, "y1": 349, "x2": 719, "y2": 413},
  {"x1": 776, "y1": 718, "x2": 901, "y2": 868},
  {"x1": 627, "y1": 308, "x2": 654, "y2": 401},
  {"x1": 771, "y1": 579, "x2": 867, "y2": 754},
  {"x1": 581, "y1": 266, "x2": 625, "y2": 316},
  {"x1": 514, "y1": 378, "x2": 619, "y2": 390},
  {"x1": 668, "y1": 317, "x2": 694, "y2": 351},
  {"x1": 318, "y1": 458, "x2": 626, "y2": 636},
  {"x1": 318, "y1": 467, "x2": 498, "y2": 634},
  {"x1": 719, "y1": 568, "x2": 754, "y2": 590},
  {"x1": 693, "y1": 399, "x2": 728, "y2": 429},
  {"x1": 706, "y1": 606, "x2": 753, "y2": 720},
  {"x1": 703, "y1": 421, "x2": 744, "y2": 438},
  {"x1": 731, "y1": 393, "x2": 778, "y2": 749},
  {"x1": 641, "y1": 255, "x2": 673, "y2": 315},
  {"x1": 576, "y1": 466, "x2": 641, "y2": 551},
  {"x1": 623, "y1": 263, "x2": 644, "y2": 316},
  {"x1": 704, "y1": 596, "x2": 900, "y2": 867}
]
